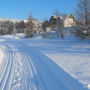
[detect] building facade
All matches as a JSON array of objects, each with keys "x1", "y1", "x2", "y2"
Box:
[{"x1": 64, "y1": 14, "x2": 76, "y2": 27}]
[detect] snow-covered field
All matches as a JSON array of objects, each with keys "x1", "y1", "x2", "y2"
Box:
[
  {"x1": 0, "y1": 47, "x2": 4, "y2": 64},
  {"x1": 0, "y1": 33, "x2": 90, "y2": 90}
]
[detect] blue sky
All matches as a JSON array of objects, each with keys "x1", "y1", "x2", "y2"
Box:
[{"x1": 0, "y1": 0, "x2": 78, "y2": 20}]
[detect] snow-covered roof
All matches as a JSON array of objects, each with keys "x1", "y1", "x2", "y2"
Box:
[{"x1": 0, "y1": 18, "x2": 22, "y2": 23}]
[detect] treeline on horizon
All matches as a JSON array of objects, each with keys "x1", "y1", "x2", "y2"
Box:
[{"x1": 0, "y1": 0, "x2": 90, "y2": 39}]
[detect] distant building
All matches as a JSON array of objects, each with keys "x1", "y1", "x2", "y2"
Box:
[
  {"x1": 0, "y1": 18, "x2": 22, "y2": 23},
  {"x1": 0, "y1": 18, "x2": 23, "y2": 34},
  {"x1": 64, "y1": 14, "x2": 76, "y2": 27},
  {"x1": 51, "y1": 15, "x2": 63, "y2": 19},
  {"x1": 0, "y1": 15, "x2": 78, "y2": 35}
]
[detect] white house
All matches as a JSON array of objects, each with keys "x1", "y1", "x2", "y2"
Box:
[{"x1": 64, "y1": 14, "x2": 76, "y2": 27}]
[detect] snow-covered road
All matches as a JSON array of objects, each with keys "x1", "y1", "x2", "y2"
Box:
[{"x1": 0, "y1": 35, "x2": 89, "y2": 90}]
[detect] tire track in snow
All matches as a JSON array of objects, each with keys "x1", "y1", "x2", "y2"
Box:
[
  {"x1": 11, "y1": 52, "x2": 27, "y2": 90},
  {"x1": 28, "y1": 48, "x2": 87, "y2": 90},
  {"x1": 0, "y1": 39, "x2": 88, "y2": 90},
  {"x1": 13, "y1": 42, "x2": 88, "y2": 90},
  {"x1": 22, "y1": 53, "x2": 47, "y2": 90},
  {"x1": 27, "y1": 49, "x2": 68, "y2": 90},
  {"x1": 16, "y1": 43, "x2": 68, "y2": 90},
  {"x1": 36, "y1": 51, "x2": 88, "y2": 90},
  {"x1": 0, "y1": 45, "x2": 14, "y2": 90},
  {"x1": 0, "y1": 45, "x2": 10, "y2": 89},
  {"x1": 11, "y1": 43, "x2": 47, "y2": 90},
  {"x1": 0, "y1": 45, "x2": 8, "y2": 83},
  {"x1": 3, "y1": 46, "x2": 14, "y2": 90}
]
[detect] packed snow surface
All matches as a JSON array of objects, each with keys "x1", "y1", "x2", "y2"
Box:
[
  {"x1": 0, "y1": 33, "x2": 90, "y2": 90},
  {"x1": 0, "y1": 45, "x2": 5, "y2": 65}
]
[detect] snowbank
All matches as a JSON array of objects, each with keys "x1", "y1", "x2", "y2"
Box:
[
  {"x1": 0, "y1": 47, "x2": 4, "y2": 65},
  {"x1": 88, "y1": 84, "x2": 90, "y2": 89},
  {"x1": 42, "y1": 39, "x2": 90, "y2": 88},
  {"x1": 0, "y1": 39, "x2": 6, "y2": 42},
  {"x1": 2, "y1": 33, "x2": 25, "y2": 40}
]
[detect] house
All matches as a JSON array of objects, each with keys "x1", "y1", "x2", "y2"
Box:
[{"x1": 64, "y1": 14, "x2": 76, "y2": 27}]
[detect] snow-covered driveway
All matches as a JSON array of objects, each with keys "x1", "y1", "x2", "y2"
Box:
[{"x1": 0, "y1": 35, "x2": 89, "y2": 90}]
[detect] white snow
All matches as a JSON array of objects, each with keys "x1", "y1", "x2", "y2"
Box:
[
  {"x1": 0, "y1": 39, "x2": 6, "y2": 42},
  {"x1": 0, "y1": 33, "x2": 90, "y2": 90},
  {"x1": 0, "y1": 46, "x2": 4, "y2": 65},
  {"x1": 88, "y1": 84, "x2": 90, "y2": 89},
  {"x1": 2, "y1": 33, "x2": 25, "y2": 40},
  {"x1": 42, "y1": 39, "x2": 90, "y2": 88}
]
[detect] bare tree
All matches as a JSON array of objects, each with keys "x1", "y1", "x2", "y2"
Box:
[
  {"x1": 50, "y1": 9, "x2": 64, "y2": 39},
  {"x1": 15, "y1": 21, "x2": 26, "y2": 33},
  {"x1": 0, "y1": 21, "x2": 14, "y2": 35},
  {"x1": 41, "y1": 20, "x2": 50, "y2": 38},
  {"x1": 25, "y1": 14, "x2": 35, "y2": 37},
  {"x1": 76, "y1": 0, "x2": 90, "y2": 38},
  {"x1": 42, "y1": 20, "x2": 49, "y2": 32},
  {"x1": 56, "y1": 17, "x2": 64, "y2": 39}
]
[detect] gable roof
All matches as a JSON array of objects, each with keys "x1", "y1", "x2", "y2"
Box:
[
  {"x1": 66, "y1": 14, "x2": 76, "y2": 21},
  {"x1": 67, "y1": 14, "x2": 75, "y2": 19}
]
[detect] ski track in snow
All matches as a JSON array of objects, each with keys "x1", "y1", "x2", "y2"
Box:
[{"x1": 0, "y1": 36, "x2": 89, "y2": 90}]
